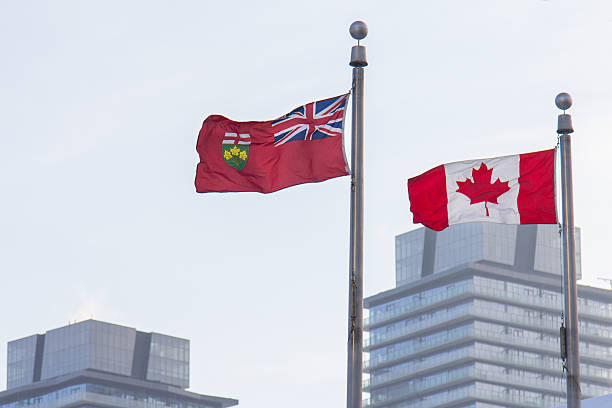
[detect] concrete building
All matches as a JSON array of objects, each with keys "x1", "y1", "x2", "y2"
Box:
[
  {"x1": 1, "y1": 320, "x2": 237, "y2": 408},
  {"x1": 364, "y1": 222, "x2": 612, "y2": 408}
]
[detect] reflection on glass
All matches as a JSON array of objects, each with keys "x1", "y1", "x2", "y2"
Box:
[{"x1": 146, "y1": 333, "x2": 189, "y2": 388}]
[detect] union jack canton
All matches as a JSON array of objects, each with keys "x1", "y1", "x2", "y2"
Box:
[{"x1": 271, "y1": 94, "x2": 349, "y2": 146}]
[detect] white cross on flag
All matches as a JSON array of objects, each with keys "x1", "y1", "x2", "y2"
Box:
[{"x1": 407, "y1": 149, "x2": 557, "y2": 231}]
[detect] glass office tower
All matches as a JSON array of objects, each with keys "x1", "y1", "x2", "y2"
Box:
[
  {"x1": 364, "y1": 223, "x2": 612, "y2": 408},
  {"x1": 1, "y1": 320, "x2": 237, "y2": 408}
]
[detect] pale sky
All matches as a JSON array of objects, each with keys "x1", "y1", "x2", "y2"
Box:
[{"x1": 1, "y1": 1, "x2": 612, "y2": 407}]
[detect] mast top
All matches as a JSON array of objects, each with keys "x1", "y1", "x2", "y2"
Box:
[
  {"x1": 556, "y1": 92, "x2": 574, "y2": 134},
  {"x1": 349, "y1": 21, "x2": 368, "y2": 67},
  {"x1": 349, "y1": 21, "x2": 368, "y2": 41},
  {"x1": 555, "y1": 92, "x2": 573, "y2": 112}
]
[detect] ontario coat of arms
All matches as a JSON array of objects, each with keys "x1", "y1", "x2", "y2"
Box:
[{"x1": 222, "y1": 132, "x2": 251, "y2": 171}]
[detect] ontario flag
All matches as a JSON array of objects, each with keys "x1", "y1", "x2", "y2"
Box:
[
  {"x1": 195, "y1": 94, "x2": 350, "y2": 193},
  {"x1": 407, "y1": 149, "x2": 557, "y2": 231}
]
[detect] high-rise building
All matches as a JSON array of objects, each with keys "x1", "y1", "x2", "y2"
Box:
[
  {"x1": 364, "y1": 222, "x2": 612, "y2": 408},
  {"x1": 0, "y1": 320, "x2": 237, "y2": 408}
]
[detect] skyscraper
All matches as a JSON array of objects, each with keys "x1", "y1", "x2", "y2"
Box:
[
  {"x1": 1, "y1": 320, "x2": 237, "y2": 408},
  {"x1": 364, "y1": 222, "x2": 612, "y2": 408}
]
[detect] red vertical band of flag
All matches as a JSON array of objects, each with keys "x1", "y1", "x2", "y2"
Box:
[
  {"x1": 518, "y1": 149, "x2": 557, "y2": 224},
  {"x1": 407, "y1": 165, "x2": 449, "y2": 231}
]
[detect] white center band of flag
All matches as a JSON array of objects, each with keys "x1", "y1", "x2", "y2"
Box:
[{"x1": 223, "y1": 132, "x2": 251, "y2": 145}]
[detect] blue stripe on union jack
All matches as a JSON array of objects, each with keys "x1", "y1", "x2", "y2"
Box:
[{"x1": 271, "y1": 94, "x2": 349, "y2": 146}]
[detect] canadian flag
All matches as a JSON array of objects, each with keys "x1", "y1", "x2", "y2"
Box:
[{"x1": 407, "y1": 149, "x2": 557, "y2": 231}]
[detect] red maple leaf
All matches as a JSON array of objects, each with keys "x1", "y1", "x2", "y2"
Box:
[{"x1": 456, "y1": 162, "x2": 510, "y2": 216}]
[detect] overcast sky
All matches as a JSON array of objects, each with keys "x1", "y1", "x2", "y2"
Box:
[{"x1": 1, "y1": 1, "x2": 612, "y2": 407}]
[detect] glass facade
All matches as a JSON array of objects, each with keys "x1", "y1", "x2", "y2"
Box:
[
  {"x1": 433, "y1": 223, "x2": 484, "y2": 274},
  {"x1": 41, "y1": 320, "x2": 135, "y2": 380},
  {"x1": 480, "y1": 223, "x2": 516, "y2": 267},
  {"x1": 535, "y1": 224, "x2": 582, "y2": 279},
  {"x1": 2, "y1": 320, "x2": 236, "y2": 408},
  {"x1": 395, "y1": 223, "x2": 580, "y2": 286},
  {"x1": 364, "y1": 381, "x2": 568, "y2": 408},
  {"x1": 1, "y1": 383, "x2": 218, "y2": 408},
  {"x1": 395, "y1": 228, "x2": 425, "y2": 285},
  {"x1": 7, "y1": 320, "x2": 192, "y2": 390},
  {"x1": 146, "y1": 333, "x2": 189, "y2": 389},
  {"x1": 368, "y1": 361, "x2": 612, "y2": 407},
  {"x1": 7, "y1": 335, "x2": 37, "y2": 389},
  {"x1": 366, "y1": 279, "x2": 473, "y2": 327},
  {"x1": 365, "y1": 223, "x2": 612, "y2": 408},
  {"x1": 367, "y1": 296, "x2": 612, "y2": 350}
]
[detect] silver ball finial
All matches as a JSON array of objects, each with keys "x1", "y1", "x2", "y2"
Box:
[
  {"x1": 555, "y1": 92, "x2": 573, "y2": 111},
  {"x1": 350, "y1": 21, "x2": 368, "y2": 41}
]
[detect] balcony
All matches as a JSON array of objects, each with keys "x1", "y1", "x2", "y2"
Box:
[
  {"x1": 364, "y1": 367, "x2": 608, "y2": 408},
  {"x1": 363, "y1": 384, "x2": 565, "y2": 408},
  {"x1": 366, "y1": 304, "x2": 612, "y2": 350},
  {"x1": 365, "y1": 346, "x2": 612, "y2": 390},
  {"x1": 365, "y1": 326, "x2": 612, "y2": 371},
  {"x1": 366, "y1": 280, "x2": 612, "y2": 330}
]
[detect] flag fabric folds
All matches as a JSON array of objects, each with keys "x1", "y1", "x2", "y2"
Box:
[
  {"x1": 195, "y1": 94, "x2": 350, "y2": 193},
  {"x1": 407, "y1": 149, "x2": 557, "y2": 231}
]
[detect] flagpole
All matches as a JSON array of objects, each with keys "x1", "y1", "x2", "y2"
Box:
[
  {"x1": 347, "y1": 20, "x2": 367, "y2": 408},
  {"x1": 556, "y1": 92, "x2": 581, "y2": 408}
]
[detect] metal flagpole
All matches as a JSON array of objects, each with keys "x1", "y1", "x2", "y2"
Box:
[
  {"x1": 347, "y1": 20, "x2": 367, "y2": 408},
  {"x1": 556, "y1": 92, "x2": 581, "y2": 408}
]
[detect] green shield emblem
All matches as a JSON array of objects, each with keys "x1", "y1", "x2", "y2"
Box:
[{"x1": 222, "y1": 143, "x2": 249, "y2": 171}]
